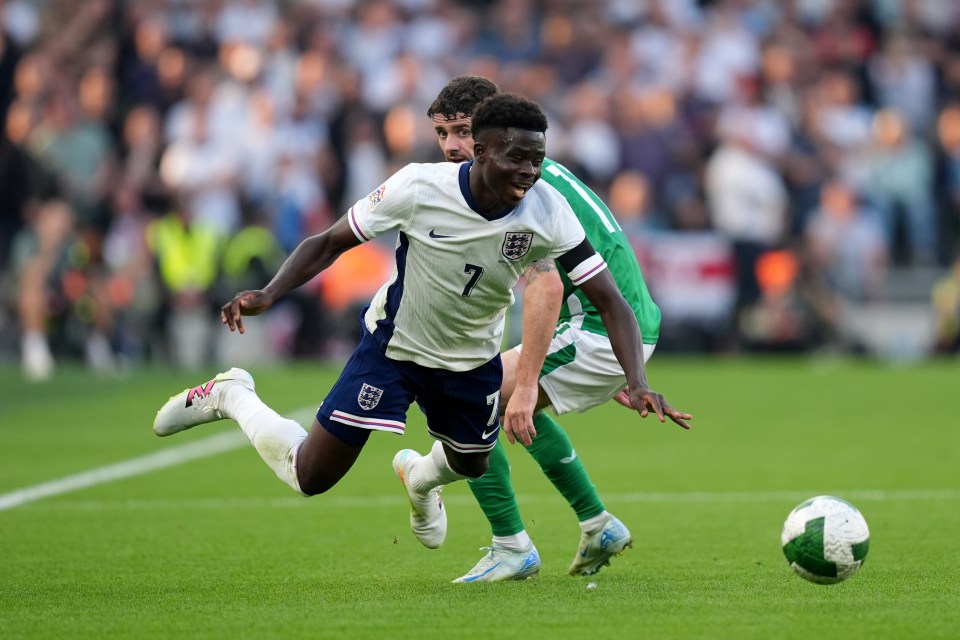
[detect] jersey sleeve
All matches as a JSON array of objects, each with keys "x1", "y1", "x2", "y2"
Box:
[
  {"x1": 558, "y1": 240, "x2": 607, "y2": 285},
  {"x1": 559, "y1": 249, "x2": 607, "y2": 287},
  {"x1": 544, "y1": 194, "x2": 586, "y2": 258},
  {"x1": 545, "y1": 190, "x2": 607, "y2": 284},
  {"x1": 346, "y1": 164, "x2": 419, "y2": 242}
]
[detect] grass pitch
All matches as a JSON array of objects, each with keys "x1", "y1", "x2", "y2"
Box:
[{"x1": 1, "y1": 356, "x2": 958, "y2": 639}]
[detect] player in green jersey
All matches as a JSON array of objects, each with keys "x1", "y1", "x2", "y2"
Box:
[{"x1": 428, "y1": 76, "x2": 690, "y2": 583}]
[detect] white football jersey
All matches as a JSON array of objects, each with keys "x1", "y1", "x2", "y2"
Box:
[{"x1": 346, "y1": 161, "x2": 604, "y2": 371}]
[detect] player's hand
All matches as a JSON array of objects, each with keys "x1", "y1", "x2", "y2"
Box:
[
  {"x1": 624, "y1": 386, "x2": 693, "y2": 430},
  {"x1": 221, "y1": 290, "x2": 274, "y2": 334},
  {"x1": 613, "y1": 388, "x2": 632, "y2": 409},
  {"x1": 502, "y1": 383, "x2": 538, "y2": 446}
]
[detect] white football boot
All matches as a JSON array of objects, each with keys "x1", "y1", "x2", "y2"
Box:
[
  {"x1": 452, "y1": 542, "x2": 541, "y2": 583},
  {"x1": 153, "y1": 368, "x2": 255, "y2": 437},
  {"x1": 392, "y1": 449, "x2": 447, "y2": 549},
  {"x1": 567, "y1": 513, "x2": 633, "y2": 576}
]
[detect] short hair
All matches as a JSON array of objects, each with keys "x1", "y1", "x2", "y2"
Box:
[
  {"x1": 471, "y1": 93, "x2": 548, "y2": 138},
  {"x1": 426, "y1": 75, "x2": 499, "y2": 120}
]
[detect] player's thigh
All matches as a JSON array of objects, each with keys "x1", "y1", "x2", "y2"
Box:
[
  {"x1": 500, "y1": 347, "x2": 519, "y2": 402},
  {"x1": 500, "y1": 346, "x2": 554, "y2": 413},
  {"x1": 417, "y1": 355, "x2": 502, "y2": 469},
  {"x1": 296, "y1": 420, "x2": 365, "y2": 495}
]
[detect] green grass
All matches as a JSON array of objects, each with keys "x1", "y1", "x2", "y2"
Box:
[{"x1": 1, "y1": 357, "x2": 958, "y2": 639}]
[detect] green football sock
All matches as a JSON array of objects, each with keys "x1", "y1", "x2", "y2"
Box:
[
  {"x1": 526, "y1": 411, "x2": 605, "y2": 522},
  {"x1": 467, "y1": 438, "x2": 526, "y2": 537}
]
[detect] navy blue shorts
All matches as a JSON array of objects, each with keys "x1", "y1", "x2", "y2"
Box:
[{"x1": 317, "y1": 324, "x2": 503, "y2": 453}]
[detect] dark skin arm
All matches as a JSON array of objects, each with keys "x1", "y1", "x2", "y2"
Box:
[
  {"x1": 221, "y1": 216, "x2": 362, "y2": 333},
  {"x1": 502, "y1": 259, "x2": 564, "y2": 446},
  {"x1": 577, "y1": 269, "x2": 692, "y2": 430}
]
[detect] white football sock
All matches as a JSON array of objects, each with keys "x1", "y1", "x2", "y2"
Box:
[
  {"x1": 579, "y1": 511, "x2": 610, "y2": 533},
  {"x1": 224, "y1": 385, "x2": 308, "y2": 496},
  {"x1": 492, "y1": 531, "x2": 532, "y2": 551},
  {"x1": 409, "y1": 439, "x2": 468, "y2": 494}
]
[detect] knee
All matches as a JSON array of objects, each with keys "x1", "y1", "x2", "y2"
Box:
[
  {"x1": 293, "y1": 421, "x2": 362, "y2": 496},
  {"x1": 295, "y1": 458, "x2": 339, "y2": 496},
  {"x1": 297, "y1": 471, "x2": 334, "y2": 497},
  {"x1": 446, "y1": 450, "x2": 489, "y2": 479}
]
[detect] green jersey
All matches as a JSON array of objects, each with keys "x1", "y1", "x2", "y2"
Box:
[{"x1": 540, "y1": 159, "x2": 660, "y2": 344}]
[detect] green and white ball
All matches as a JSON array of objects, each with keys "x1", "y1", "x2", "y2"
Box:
[{"x1": 781, "y1": 495, "x2": 870, "y2": 584}]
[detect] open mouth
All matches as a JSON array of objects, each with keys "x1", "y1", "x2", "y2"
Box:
[{"x1": 511, "y1": 182, "x2": 532, "y2": 199}]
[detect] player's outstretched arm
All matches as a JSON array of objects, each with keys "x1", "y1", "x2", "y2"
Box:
[
  {"x1": 221, "y1": 216, "x2": 362, "y2": 333},
  {"x1": 503, "y1": 259, "x2": 563, "y2": 446},
  {"x1": 577, "y1": 270, "x2": 692, "y2": 429}
]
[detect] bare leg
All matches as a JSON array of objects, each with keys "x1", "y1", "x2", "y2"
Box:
[
  {"x1": 441, "y1": 444, "x2": 490, "y2": 479},
  {"x1": 295, "y1": 421, "x2": 365, "y2": 495}
]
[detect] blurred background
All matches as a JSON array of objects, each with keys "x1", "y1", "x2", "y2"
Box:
[{"x1": 2, "y1": 0, "x2": 960, "y2": 382}]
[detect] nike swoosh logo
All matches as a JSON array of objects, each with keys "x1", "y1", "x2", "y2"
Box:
[
  {"x1": 560, "y1": 449, "x2": 577, "y2": 464},
  {"x1": 481, "y1": 427, "x2": 499, "y2": 439},
  {"x1": 429, "y1": 229, "x2": 456, "y2": 239}
]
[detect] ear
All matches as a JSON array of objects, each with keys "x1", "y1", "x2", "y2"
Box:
[{"x1": 473, "y1": 140, "x2": 485, "y2": 162}]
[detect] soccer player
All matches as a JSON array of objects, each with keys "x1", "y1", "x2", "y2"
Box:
[
  {"x1": 153, "y1": 94, "x2": 691, "y2": 572},
  {"x1": 427, "y1": 76, "x2": 678, "y2": 582}
]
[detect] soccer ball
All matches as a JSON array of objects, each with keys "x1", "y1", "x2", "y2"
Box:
[{"x1": 781, "y1": 495, "x2": 870, "y2": 585}]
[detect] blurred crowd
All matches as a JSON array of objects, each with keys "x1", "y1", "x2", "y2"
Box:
[{"x1": 2, "y1": 0, "x2": 960, "y2": 381}]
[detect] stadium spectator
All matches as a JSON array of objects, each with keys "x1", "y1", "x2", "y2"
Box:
[
  {"x1": 158, "y1": 104, "x2": 241, "y2": 236},
  {"x1": 117, "y1": 105, "x2": 165, "y2": 201},
  {"x1": 607, "y1": 168, "x2": 667, "y2": 235},
  {"x1": 557, "y1": 81, "x2": 621, "y2": 184},
  {"x1": 145, "y1": 204, "x2": 222, "y2": 370},
  {"x1": 781, "y1": 93, "x2": 832, "y2": 234},
  {"x1": 614, "y1": 86, "x2": 700, "y2": 216},
  {"x1": 0, "y1": 107, "x2": 34, "y2": 272},
  {"x1": 857, "y1": 108, "x2": 936, "y2": 266},
  {"x1": 13, "y1": 200, "x2": 74, "y2": 380},
  {"x1": 101, "y1": 181, "x2": 159, "y2": 367},
  {"x1": 738, "y1": 249, "x2": 823, "y2": 353},
  {"x1": 716, "y1": 73, "x2": 792, "y2": 160},
  {"x1": 27, "y1": 85, "x2": 116, "y2": 228},
  {"x1": 704, "y1": 113, "x2": 789, "y2": 310},
  {"x1": 808, "y1": 1, "x2": 876, "y2": 70},
  {"x1": 805, "y1": 179, "x2": 888, "y2": 304},
  {"x1": 213, "y1": 218, "x2": 287, "y2": 367},
  {"x1": 809, "y1": 68, "x2": 874, "y2": 160},
  {"x1": 691, "y1": 3, "x2": 761, "y2": 105},
  {"x1": 936, "y1": 104, "x2": 960, "y2": 262},
  {"x1": 867, "y1": 30, "x2": 936, "y2": 133},
  {"x1": 215, "y1": 0, "x2": 277, "y2": 48},
  {"x1": 118, "y1": 14, "x2": 168, "y2": 110},
  {"x1": 803, "y1": 179, "x2": 889, "y2": 352}
]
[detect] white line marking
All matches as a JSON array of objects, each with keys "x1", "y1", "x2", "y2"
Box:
[
  {"x1": 10, "y1": 489, "x2": 960, "y2": 512},
  {"x1": 0, "y1": 431, "x2": 245, "y2": 512},
  {"x1": 0, "y1": 408, "x2": 317, "y2": 513}
]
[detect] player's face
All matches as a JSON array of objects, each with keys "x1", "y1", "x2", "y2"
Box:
[
  {"x1": 432, "y1": 113, "x2": 474, "y2": 162},
  {"x1": 472, "y1": 127, "x2": 545, "y2": 211}
]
